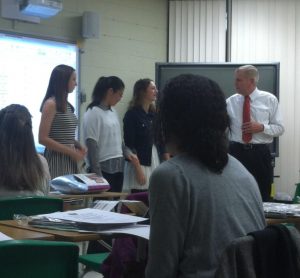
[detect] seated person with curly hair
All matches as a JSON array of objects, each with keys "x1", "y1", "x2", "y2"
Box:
[{"x1": 146, "y1": 74, "x2": 266, "y2": 278}]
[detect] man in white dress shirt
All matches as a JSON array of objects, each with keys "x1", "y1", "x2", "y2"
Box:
[{"x1": 226, "y1": 65, "x2": 284, "y2": 201}]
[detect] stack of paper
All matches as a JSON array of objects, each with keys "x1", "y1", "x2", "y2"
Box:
[
  {"x1": 263, "y1": 202, "x2": 300, "y2": 218},
  {"x1": 29, "y1": 208, "x2": 149, "y2": 238}
]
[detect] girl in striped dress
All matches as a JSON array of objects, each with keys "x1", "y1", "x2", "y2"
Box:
[{"x1": 39, "y1": 64, "x2": 86, "y2": 179}]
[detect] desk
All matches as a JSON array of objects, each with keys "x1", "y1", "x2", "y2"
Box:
[
  {"x1": 266, "y1": 217, "x2": 300, "y2": 231},
  {"x1": 266, "y1": 216, "x2": 300, "y2": 225},
  {"x1": 49, "y1": 191, "x2": 128, "y2": 210},
  {"x1": 0, "y1": 220, "x2": 104, "y2": 242},
  {"x1": 264, "y1": 202, "x2": 300, "y2": 230},
  {"x1": 0, "y1": 224, "x2": 55, "y2": 240}
]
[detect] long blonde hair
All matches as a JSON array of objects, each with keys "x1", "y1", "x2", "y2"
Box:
[{"x1": 128, "y1": 78, "x2": 156, "y2": 113}]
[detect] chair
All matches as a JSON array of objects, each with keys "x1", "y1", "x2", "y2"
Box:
[
  {"x1": 78, "y1": 252, "x2": 110, "y2": 273},
  {"x1": 0, "y1": 196, "x2": 64, "y2": 220},
  {"x1": 79, "y1": 192, "x2": 149, "y2": 276},
  {"x1": 0, "y1": 239, "x2": 79, "y2": 278},
  {"x1": 215, "y1": 224, "x2": 300, "y2": 278}
]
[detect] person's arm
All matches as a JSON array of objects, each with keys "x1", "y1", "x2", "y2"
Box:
[
  {"x1": 37, "y1": 154, "x2": 51, "y2": 195},
  {"x1": 132, "y1": 159, "x2": 147, "y2": 185},
  {"x1": 85, "y1": 138, "x2": 102, "y2": 176},
  {"x1": 74, "y1": 140, "x2": 87, "y2": 153},
  {"x1": 124, "y1": 144, "x2": 146, "y2": 186},
  {"x1": 157, "y1": 144, "x2": 170, "y2": 162},
  {"x1": 262, "y1": 97, "x2": 284, "y2": 137},
  {"x1": 162, "y1": 152, "x2": 171, "y2": 161},
  {"x1": 243, "y1": 96, "x2": 284, "y2": 137},
  {"x1": 39, "y1": 99, "x2": 85, "y2": 162},
  {"x1": 146, "y1": 164, "x2": 188, "y2": 278}
]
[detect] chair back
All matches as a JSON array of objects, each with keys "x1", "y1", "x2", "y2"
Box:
[
  {"x1": 0, "y1": 239, "x2": 79, "y2": 278},
  {"x1": 215, "y1": 224, "x2": 300, "y2": 278},
  {"x1": 0, "y1": 196, "x2": 63, "y2": 220},
  {"x1": 120, "y1": 192, "x2": 149, "y2": 215}
]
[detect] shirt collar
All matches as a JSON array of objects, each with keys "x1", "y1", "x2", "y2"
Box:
[
  {"x1": 248, "y1": 87, "x2": 259, "y2": 101},
  {"x1": 98, "y1": 103, "x2": 112, "y2": 111}
]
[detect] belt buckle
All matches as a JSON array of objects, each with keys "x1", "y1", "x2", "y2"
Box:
[{"x1": 243, "y1": 144, "x2": 253, "y2": 150}]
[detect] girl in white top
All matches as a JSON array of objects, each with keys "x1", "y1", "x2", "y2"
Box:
[{"x1": 83, "y1": 76, "x2": 136, "y2": 192}]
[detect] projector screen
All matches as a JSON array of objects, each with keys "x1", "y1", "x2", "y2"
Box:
[{"x1": 0, "y1": 33, "x2": 79, "y2": 152}]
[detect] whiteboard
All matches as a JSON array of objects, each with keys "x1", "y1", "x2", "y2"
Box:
[
  {"x1": 0, "y1": 33, "x2": 79, "y2": 152},
  {"x1": 155, "y1": 62, "x2": 280, "y2": 157}
]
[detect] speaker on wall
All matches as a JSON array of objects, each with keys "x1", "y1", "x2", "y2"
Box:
[{"x1": 82, "y1": 11, "x2": 100, "y2": 39}]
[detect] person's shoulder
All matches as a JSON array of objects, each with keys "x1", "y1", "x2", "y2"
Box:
[
  {"x1": 256, "y1": 89, "x2": 278, "y2": 100},
  {"x1": 126, "y1": 106, "x2": 140, "y2": 114},
  {"x1": 124, "y1": 107, "x2": 139, "y2": 119},
  {"x1": 38, "y1": 154, "x2": 51, "y2": 179},
  {"x1": 228, "y1": 154, "x2": 248, "y2": 170},
  {"x1": 151, "y1": 158, "x2": 174, "y2": 176},
  {"x1": 41, "y1": 98, "x2": 56, "y2": 116},
  {"x1": 151, "y1": 155, "x2": 187, "y2": 180},
  {"x1": 150, "y1": 159, "x2": 179, "y2": 190},
  {"x1": 227, "y1": 155, "x2": 257, "y2": 183},
  {"x1": 37, "y1": 153, "x2": 47, "y2": 163},
  {"x1": 42, "y1": 97, "x2": 56, "y2": 110},
  {"x1": 226, "y1": 93, "x2": 240, "y2": 102},
  {"x1": 85, "y1": 106, "x2": 101, "y2": 116}
]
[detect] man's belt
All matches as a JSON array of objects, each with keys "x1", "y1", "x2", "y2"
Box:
[{"x1": 230, "y1": 141, "x2": 268, "y2": 150}]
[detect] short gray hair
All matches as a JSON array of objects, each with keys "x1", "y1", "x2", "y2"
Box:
[{"x1": 236, "y1": 65, "x2": 259, "y2": 84}]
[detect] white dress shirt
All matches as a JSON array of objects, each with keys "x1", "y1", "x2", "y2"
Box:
[{"x1": 226, "y1": 88, "x2": 284, "y2": 144}]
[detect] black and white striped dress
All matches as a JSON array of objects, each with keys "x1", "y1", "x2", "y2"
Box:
[{"x1": 44, "y1": 103, "x2": 78, "y2": 178}]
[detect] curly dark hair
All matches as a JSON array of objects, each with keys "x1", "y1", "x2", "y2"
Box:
[{"x1": 155, "y1": 74, "x2": 230, "y2": 173}]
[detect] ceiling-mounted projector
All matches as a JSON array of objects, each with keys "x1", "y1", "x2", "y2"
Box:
[{"x1": 19, "y1": 0, "x2": 62, "y2": 18}]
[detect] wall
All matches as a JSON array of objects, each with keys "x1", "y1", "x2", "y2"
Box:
[{"x1": 0, "y1": 0, "x2": 168, "y2": 139}]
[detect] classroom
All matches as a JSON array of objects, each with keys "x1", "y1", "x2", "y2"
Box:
[{"x1": 0, "y1": 0, "x2": 300, "y2": 277}]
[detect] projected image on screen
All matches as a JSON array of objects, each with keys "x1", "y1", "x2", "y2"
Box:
[{"x1": 0, "y1": 33, "x2": 78, "y2": 152}]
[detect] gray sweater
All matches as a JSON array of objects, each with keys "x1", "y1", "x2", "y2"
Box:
[{"x1": 146, "y1": 154, "x2": 266, "y2": 278}]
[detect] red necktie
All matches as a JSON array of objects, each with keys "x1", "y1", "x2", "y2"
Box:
[{"x1": 242, "y1": 95, "x2": 252, "y2": 143}]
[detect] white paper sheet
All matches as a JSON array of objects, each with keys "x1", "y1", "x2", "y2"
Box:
[
  {"x1": 0, "y1": 231, "x2": 13, "y2": 241},
  {"x1": 93, "y1": 200, "x2": 119, "y2": 211},
  {"x1": 100, "y1": 224, "x2": 150, "y2": 240},
  {"x1": 36, "y1": 208, "x2": 147, "y2": 224}
]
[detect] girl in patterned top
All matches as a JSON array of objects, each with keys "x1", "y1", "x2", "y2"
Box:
[{"x1": 39, "y1": 64, "x2": 86, "y2": 179}]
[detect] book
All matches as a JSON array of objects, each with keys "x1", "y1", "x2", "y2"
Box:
[{"x1": 121, "y1": 200, "x2": 149, "y2": 217}]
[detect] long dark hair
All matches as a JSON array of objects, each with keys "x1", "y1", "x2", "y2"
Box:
[
  {"x1": 128, "y1": 78, "x2": 155, "y2": 113},
  {"x1": 155, "y1": 74, "x2": 230, "y2": 173},
  {"x1": 0, "y1": 104, "x2": 45, "y2": 191},
  {"x1": 40, "y1": 64, "x2": 75, "y2": 113},
  {"x1": 87, "y1": 76, "x2": 125, "y2": 110}
]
